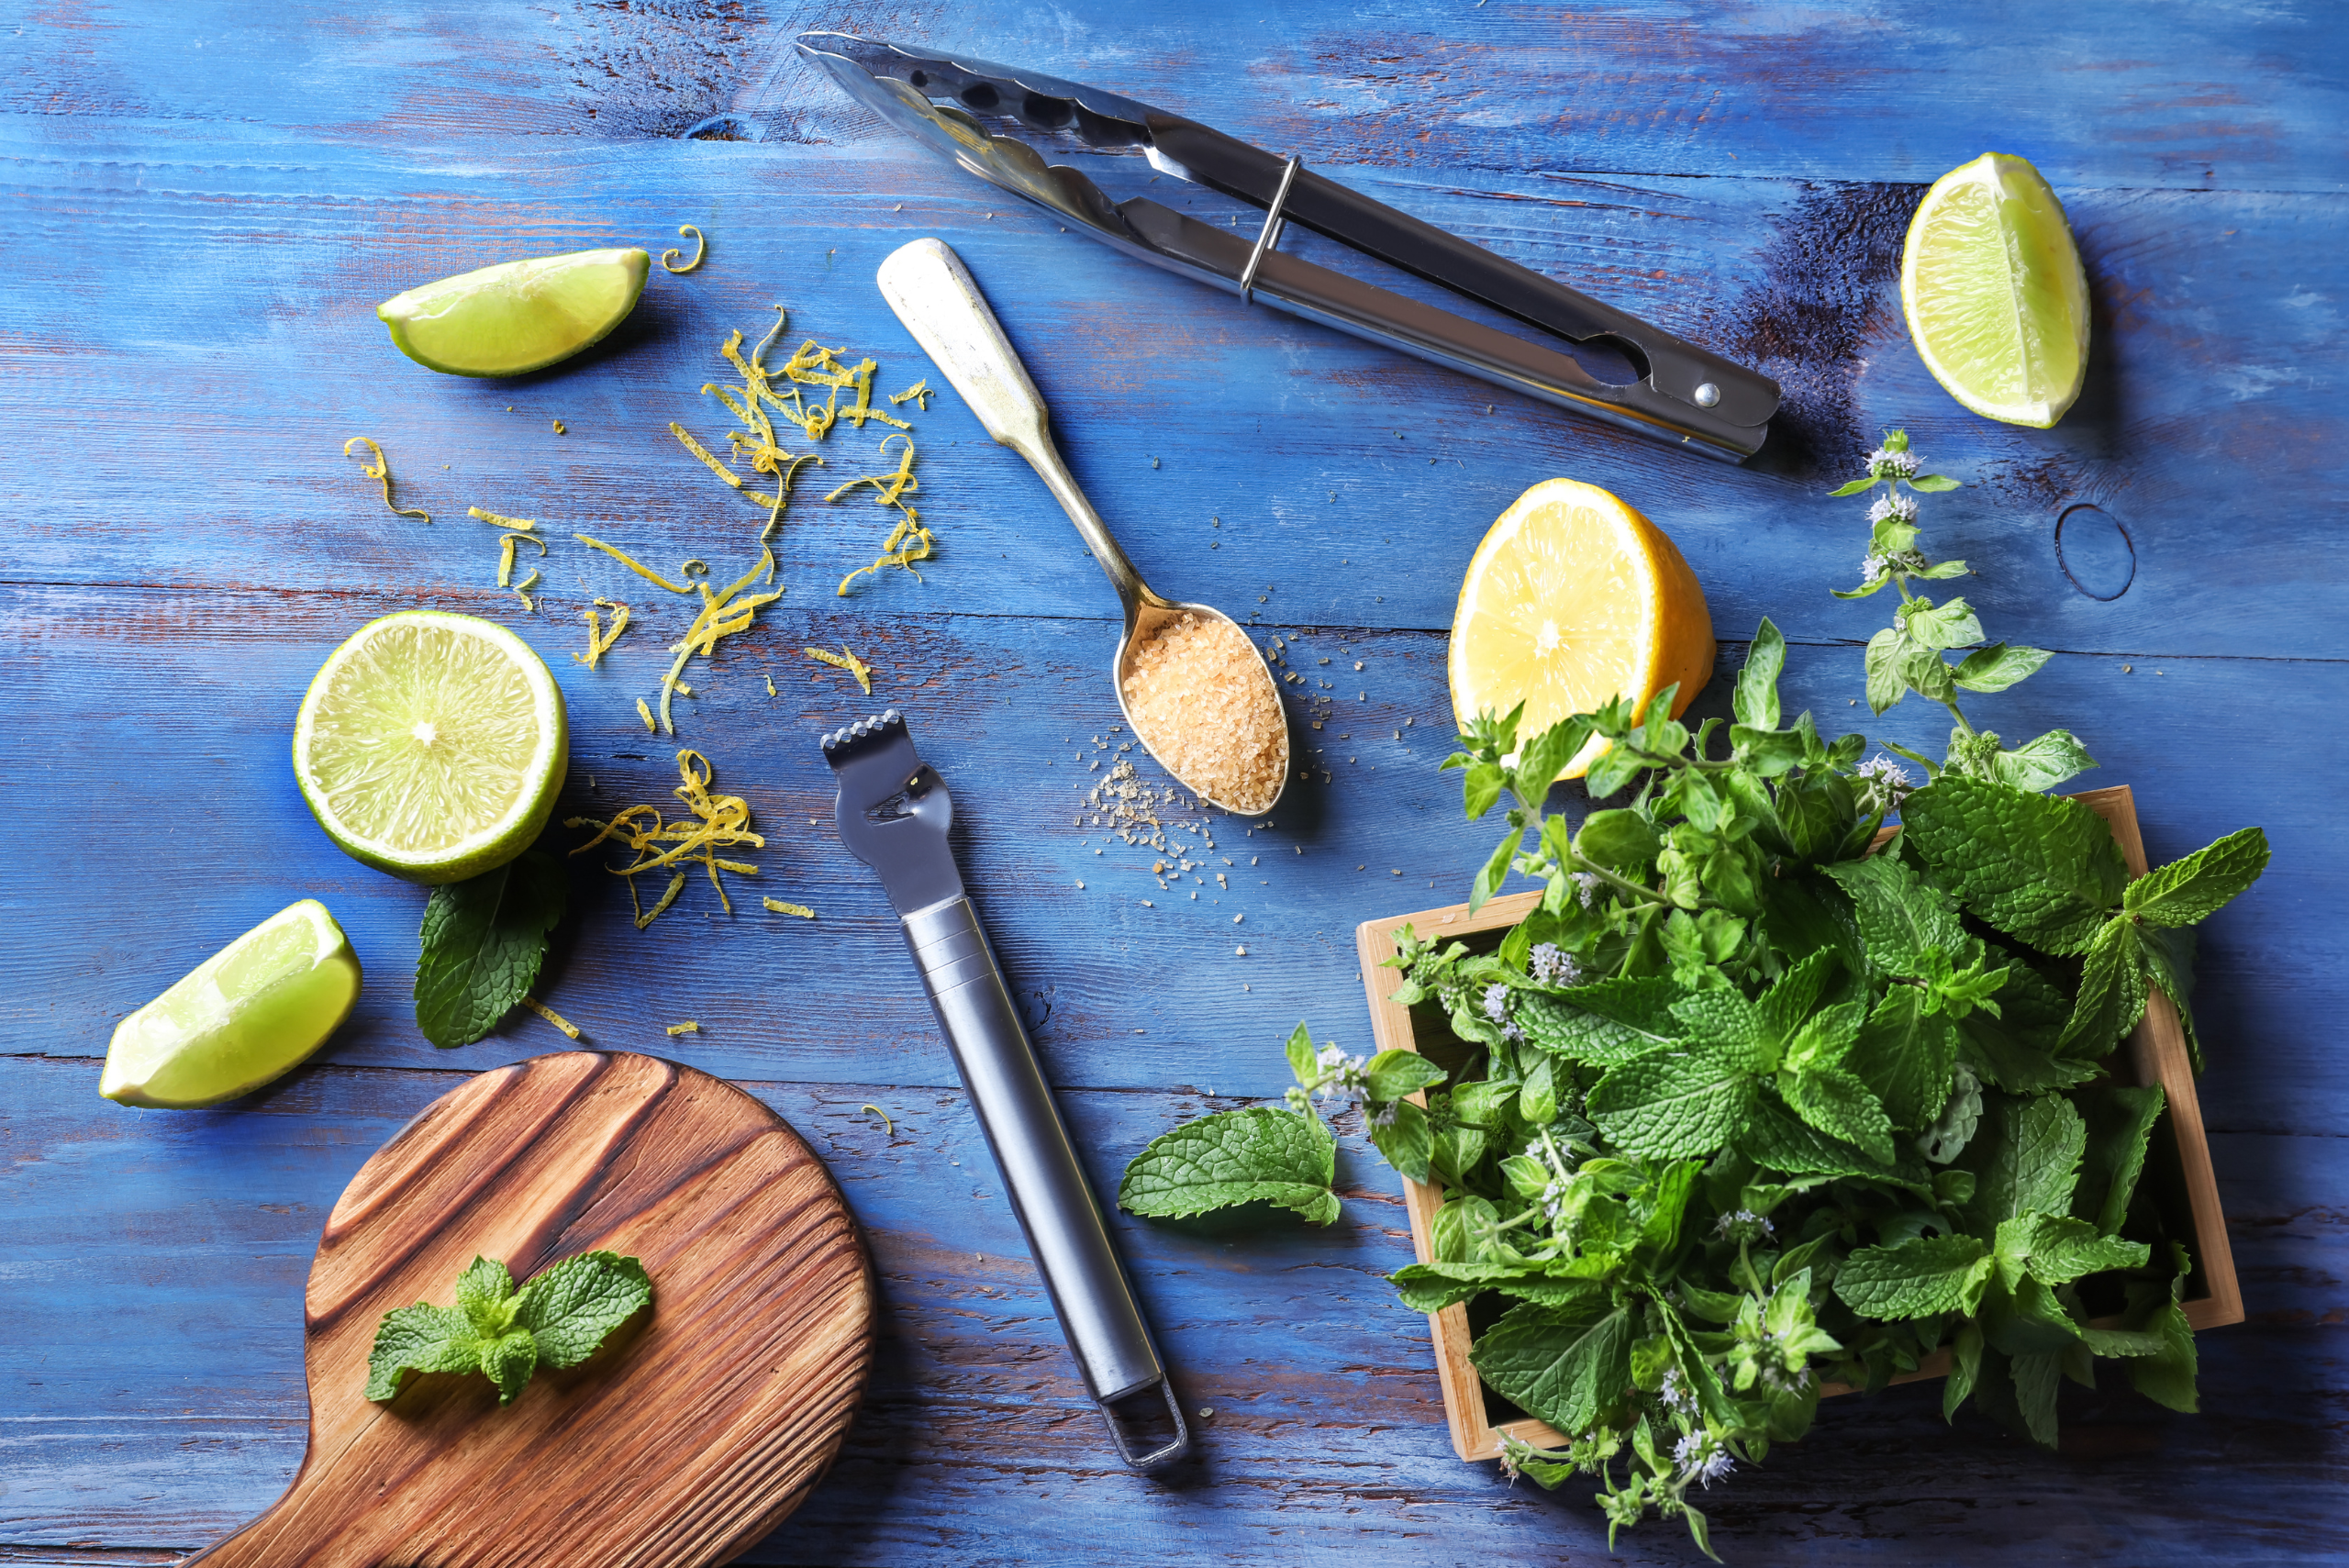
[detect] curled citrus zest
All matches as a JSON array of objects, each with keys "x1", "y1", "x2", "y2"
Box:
[
  {"x1": 513, "y1": 569, "x2": 540, "y2": 612},
  {"x1": 888, "y1": 380, "x2": 932, "y2": 409},
  {"x1": 764, "y1": 897, "x2": 815, "y2": 918},
  {"x1": 841, "y1": 358, "x2": 911, "y2": 432},
  {"x1": 750, "y1": 305, "x2": 790, "y2": 372},
  {"x1": 765, "y1": 675, "x2": 777, "y2": 696},
  {"x1": 661, "y1": 223, "x2": 707, "y2": 274},
  {"x1": 637, "y1": 698, "x2": 656, "y2": 732},
  {"x1": 666, "y1": 678, "x2": 693, "y2": 696},
  {"x1": 468, "y1": 506, "x2": 537, "y2": 532},
  {"x1": 551, "y1": 419, "x2": 565, "y2": 435},
  {"x1": 657, "y1": 554, "x2": 781, "y2": 734},
  {"x1": 802, "y1": 644, "x2": 874, "y2": 695},
  {"x1": 343, "y1": 436, "x2": 429, "y2": 522},
  {"x1": 496, "y1": 532, "x2": 548, "y2": 588},
  {"x1": 826, "y1": 432, "x2": 919, "y2": 507},
  {"x1": 859, "y1": 1103, "x2": 894, "y2": 1134},
  {"x1": 567, "y1": 750, "x2": 786, "y2": 930},
  {"x1": 519, "y1": 996, "x2": 582, "y2": 1040},
  {"x1": 574, "y1": 597, "x2": 630, "y2": 668},
  {"x1": 671, "y1": 420, "x2": 750, "y2": 491},
  {"x1": 837, "y1": 505, "x2": 934, "y2": 597},
  {"x1": 576, "y1": 534, "x2": 693, "y2": 594},
  {"x1": 665, "y1": 1020, "x2": 700, "y2": 1036}
]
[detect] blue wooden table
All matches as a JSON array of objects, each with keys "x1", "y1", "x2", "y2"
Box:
[{"x1": 5, "y1": 4, "x2": 2343, "y2": 1562}]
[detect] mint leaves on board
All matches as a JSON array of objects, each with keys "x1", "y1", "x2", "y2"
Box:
[
  {"x1": 366, "y1": 1250, "x2": 652, "y2": 1406},
  {"x1": 413, "y1": 847, "x2": 567, "y2": 1048},
  {"x1": 1115, "y1": 432, "x2": 2265, "y2": 1560}
]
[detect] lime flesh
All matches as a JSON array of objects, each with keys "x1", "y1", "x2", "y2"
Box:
[
  {"x1": 103, "y1": 900, "x2": 362, "y2": 1108},
  {"x1": 1901, "y1": 153, "x2": 2089, "y2": 428},
  {"x1": 376, "y1": 248, "x2": 651, "y2": 377},
  {"x1": 294, "y1": 611, "x2": 567, "y2": 884}
]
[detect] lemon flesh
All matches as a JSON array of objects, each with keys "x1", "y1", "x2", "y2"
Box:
[
  {"x1": 376, "y1": 248, "x2": 651, "y2": 378},
  {"x1": 293, "y1": 611, "x2": 567, "y2": 884},
  {"x1": 103, "y1": 900, "x2": 362, "y2": 1108},
  {"x1": 1901, "y1": 153, "x2": 2089, "y2": 428},
  {"x1": 1450, "y1": 478, "x2": 1714, "y2": 778}
]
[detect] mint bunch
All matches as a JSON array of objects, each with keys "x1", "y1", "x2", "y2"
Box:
[
  {"x1": 366, "y1": 1250, "x2": 652, "y2": 1406},
  {"x1": 1118, "y1": 433, "x2": 2266, "y2": 1560}
]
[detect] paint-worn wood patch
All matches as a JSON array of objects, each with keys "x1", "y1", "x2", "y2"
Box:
[{"x1": 184, "y1": 1051, "x2": 873, "y2": 1568}]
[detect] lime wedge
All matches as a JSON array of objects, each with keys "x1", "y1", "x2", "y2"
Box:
[
  {"x1": 294, "y1": 611, "x2": 568, "y2": 884},
  {"x1": 376, "y1": 248, "x2": 651, "y2": 377},
  {"x1": 1901, "y1": 153, "x2": 2089, "y2": 428},
  {"x1": 103, "y1": 900, "x2": 362, "y2": 1108}
]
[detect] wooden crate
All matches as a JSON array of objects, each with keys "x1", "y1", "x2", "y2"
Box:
[{"x1": 1352, "y1": 784, "x2": 2243, "y2": 1463}]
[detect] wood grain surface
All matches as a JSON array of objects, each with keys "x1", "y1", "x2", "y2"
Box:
[
  {"x1": 4, "y1": 2, "x2": 2343, "y2": 1564},
  {"x1": 184, "y1": 1051, "x2": 871, "y2": 1568}
]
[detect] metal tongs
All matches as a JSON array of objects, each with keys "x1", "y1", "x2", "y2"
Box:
[{"x1": 796, "y1": 31, "x2": 1779, "y2": 462}]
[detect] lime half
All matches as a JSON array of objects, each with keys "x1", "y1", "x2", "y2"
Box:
[
  {"x1": 294, "y1": 611, "x2": 568, "y2": 884},
  {"x1": 1901, "y1": 153, "x2": 2089, "y2": 428},
  {"x1": 103, "y1": 899, "x2": 362, "y2": 1108},
  {"x1": 376, "y1": 248, "x2": 651, "y2": 377}
]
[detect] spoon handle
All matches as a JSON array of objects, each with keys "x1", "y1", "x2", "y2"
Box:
[{"x1": 876, "y1": 238, "x2": 1151, "y2": 625}]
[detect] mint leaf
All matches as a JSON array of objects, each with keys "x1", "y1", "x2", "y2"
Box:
[
  {"x1": 1739, "y1": 1096, "x2": 1905, "y2": 1181},
  {"x1": 1864, "y1": 628, "x2": 1908, "y2": 714},
  {"x1": 2057, "y1": 916, "x2": 2147, "y2": 1056},
  {"x1": 1834, "y1": 1234, "x2": 1991, "y2": 1318},
  {"x1": 1902, "y1": 596, "x2": 1984, "y2": 651},
  {"x1": 1364, "y1": 1048, "x2": 1447, "y2": 1102},
  {"x1": 1366, "y1": 1095, "x2": 1431, "y2": 1182},
  {"x1": 1390, "y1": 1262, "x2": 1605, "y2": 1314},
  {"x1": 1777, "y1": 1064, "x2": 1894, "y2": 1163},
  {"x1": 2073, "y1": 1084, "x2": 2165, "y2": 1235},
  {"x1": 1517, "y1": 978, "x2": 1687, "y2": 1065},
  {"x1": 1575, "y1": 808, "x2": 1661, "y2": 870},
  {"x1": 1469, "y1": 1299, "x2": 1632, "y2": 1435},
  {"x1": 1959, "y1": 1011, "x2": 2099, "y2": 1093},
  {"x1": 1991, "y1": 730, "x2": 2097, "y2": 793},
  {"x1": 364, "y1": 1304, "x2": 484, "y2": 1401},
  {"x1": 2001, "y1": 1213, "x2": 2150, "y2": 1285},
  {"x1": 2126, "y1": 1296, "x2": 2199, "y2": 1413},
  {"x1": 1734, "y1": 617, "x2": 1785, "y2": 729},
  {"x1": 1754, "y1": 949, "x2": 1842, "y2": 1046},
  {"x1": 512, "y1": 1251, "x2": 654, "y2": 1368},
  {"x1": 1844, "y1": 986, "x2": 1958, "y2": 1130},
  {"x1": 454, "y1": 1254, "x2": 518, "y2": 1335},
  {"x1": 1118, "y1": 1106, "x2": 1337, "y2": 1224},
  {"x1": 1667, "y1": 990, "x2": 1775, "y2": 1073},
  {"x1": 480, "y1": 1329, "x2": 540, "y2": 1405},
  {"x1": 1982, "y1": 1272, "x2": 2083, "y2": 1357},
  {"x1": 1950, "y1": 642, "x2": 2051, "y2": 694},
  {"x1": 2124, "y1": 826, "x2": 2270, "y2": 928},
  {"x1": 1822, "y1": 855, "x2": 1965, "y2": 979},
  {"x1": 1961, "y1": 1095, "x2": 2086, "y2": 1232},
  {"x1": 2011, "y1": 1349, "x2": 2064, "y2": 1449},
  {"x1": 1899, "y1": 774, "x2": 2126, "y2": 954},
  {"x1": 1469, "y1": 823, "x2": 1521, "y2": 913},
  {"x1": 414, "y1": 847, "x2": 567, "y2": 1049},
  {"x1": 1586, "y1": 1047, "x2": 1760, "y2": 1159}
]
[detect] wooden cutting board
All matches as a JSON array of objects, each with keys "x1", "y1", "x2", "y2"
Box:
[{"x1": 184, "y1": 1051, "x2": 873, "y2": 1568}]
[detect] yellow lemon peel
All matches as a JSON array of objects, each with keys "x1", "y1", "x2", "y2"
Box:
[
  {"x1": 496, "y1": 531, "x2": 548, "y2": 587},
  {"x1": 859, "y1": 1103, "x2": 894, "y2": 1133},
  {"x1": 575, "y1": 534, "x2": 694, "y2": 594},
  {"x1": 802, "y1": 643, "x2": 874, "y2": 694},
  {"x1": 575, "y1": 598, "x2": 630, "y2": 669},
  {"x1": 467, "y1": 506, "x2": 537, "y2": 532},
  {"x1": 831, "y1": 435, "x2": 935, "y2": 596},
  {"x1": 636, "y1": 697, "x2": 655, "y2": 732},
  {"x1": 665, "y1": 1020, "x2": 700, "y2": 1036},
  {"x1": 888, "y1": 380, "x2": 932, "y2": 409},
  {"x1": 342, "y1": 436, "x2": 429, "y2": 522},
  {"x1": 763, "y1": 897, "x2": 816, "y2": 918},
  {"x1": 519, "y1": 996, "x2": 582, "y2": 1040},
  {"x1": 567, "y1": 749, "x2": 788, "y2": 929},
  {"x1": 661, "y1": 223, "x2": 706, "y2": 274},
  {"x1": 513, "y1": 570, "x2": 540, "y2": 612}
]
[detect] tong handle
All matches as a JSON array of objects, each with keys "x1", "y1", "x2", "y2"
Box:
[
  {"x1": 876, "y1": 237, "x2": 1155, "y2": 625},
  {"x1": 901, "y1": 896, "x2": 1189, "y2": 1467}
]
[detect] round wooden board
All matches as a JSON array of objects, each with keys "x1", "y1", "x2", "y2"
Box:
[{"x1": 184, "y1": 1051, "x2": 873, "y2": 1568}]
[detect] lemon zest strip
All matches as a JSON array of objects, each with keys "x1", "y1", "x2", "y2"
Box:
[
  {"x1": 343, "y1": 436, "x2": 429, "y2": 522},
  {"x1": 513, "y1": 568, "x2": 540, "y2": 613},
  {"x1": 637, "y1": 698, "x2": 656, "y2": 732},
  {"x1": 575, "y1": 597, "x2": 630, "y2": 668},
  {"x1": 802, "y1": 644, "x2": 874, "y2": 694},
  {"x1": 576, "y1": 535, "x2": 694, "y2": 594},
  {"x1": 497, "y1": 532, "x2": 548, "y2": 588},
  {"x1": 888, "y1": 380, "x2": 932, "y2": 409},
  {"x1": 519, "y1": 996, "x2": 582, "y2": 1040},
  {"x1": 764, "y1": 898, "x2": 816, "y2": 918},
  {"x1": 859, "y1": 1103, "x2": 894, "y2": 1134},
  {"x1": 665, "y1": 1020, "x2": 700, "y2": 1035},
  {"x1": 661, "y1": 224, "x2": 706, "y2": 274},
  {"x1": 468, "y1": 506, "x2": 538, "y2": 532}
]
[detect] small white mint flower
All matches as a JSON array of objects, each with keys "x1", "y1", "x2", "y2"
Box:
[
  {"x1": 1866, "y1": 492, "x2": 1920, "y2": 525},
  {"x1": 1370, "y1": 1100, "x2": 1400, "y2": 1129},
  {"x1": 1571, "y1": 871, "x2": 1601, "y2": 908},
  {"x1": 1317, "y1": 1043, "x2": 1347, "y2": 1070},
  {"x1": 1529, "y1": 942, "x2": 1585, "y2": 987},
  {"x1": 1483, "y1": 983, "x2": 1513, "y2": 1024},
  {"x1": 1869, "y1": 444, "x2": 1920, "y2": 477},
  {"x1": 1861, "y1": 553, "x2": 1889, "y2": 584}
]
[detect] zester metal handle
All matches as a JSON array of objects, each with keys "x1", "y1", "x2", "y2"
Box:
[{"x1": 900, "y1": 895, "x2": 1189, "y2": 1466}]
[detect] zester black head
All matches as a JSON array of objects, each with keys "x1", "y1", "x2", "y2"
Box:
[{"x1": 819, "y1": 708, "x2": 963, "y2": 915}]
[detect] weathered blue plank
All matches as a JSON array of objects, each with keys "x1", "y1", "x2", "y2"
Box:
[
  {"x1": 0, "y1": 134, "x2": 2339, "y2": 659},
  {"x1": 1, "y1": 1056, "x2": 2342, "y2": 1562},
  {"x1": 4, "y1": 1, "x2": 2342, "y2": 193},
  {"x1": 2, "y1": 584, "x2": 2323, "y2": 1135}
]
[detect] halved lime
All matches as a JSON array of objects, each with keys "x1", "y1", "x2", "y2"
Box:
[
  {"x1": 102, "y1": 899, "x2": 362, "y2": 1108},
  {"x1": 1901, "y1": 153, "x2": 2089, "y2": 428},
  {"x1": 376, "y1": 248, "x2": 651, "y2": 377},
  {"x1": 294, "y1": 611, "x2": 568, "y2": 884}
]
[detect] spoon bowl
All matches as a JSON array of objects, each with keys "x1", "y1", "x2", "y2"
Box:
[{"x1": 877, "y1": 238, "x2": 1289, "y2": 817}]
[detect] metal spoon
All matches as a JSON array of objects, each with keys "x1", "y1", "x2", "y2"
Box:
[{"x1": 876, "y1": 237, "x2": 1290, "y2": 817}]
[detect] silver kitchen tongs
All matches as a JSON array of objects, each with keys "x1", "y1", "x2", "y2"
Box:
[
  {"x1": 796, "y1": 31, "x2": 1778, "y2": 462},
  {"x1": 820, "y1": 709, "x2": 1188, "y2": 1469}
]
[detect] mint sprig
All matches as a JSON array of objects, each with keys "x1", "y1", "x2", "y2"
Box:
[
  {"x1": 366, "y1": 1250, "x2": 652, "y2": 1406},
  {"x1": 413, "y1": 847, "x2": 567, "y2": 1048}
]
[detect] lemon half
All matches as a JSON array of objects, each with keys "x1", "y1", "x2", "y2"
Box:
[{"x1": 1449, "y1": 478, "x2": 1714, "y2": 777}]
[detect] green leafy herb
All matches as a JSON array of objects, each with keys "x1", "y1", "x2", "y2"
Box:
[
  {"x1": 413, "y1": 847, "x2": 568, "y2": 1048},
  {"x1": 1112, "y1": 429, "x2": 2267, "y2": 1560},
  {"x1": 366, "y1": 1250, "x2": 652, "y2": 1406}
]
